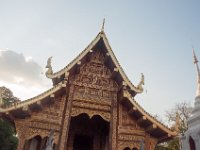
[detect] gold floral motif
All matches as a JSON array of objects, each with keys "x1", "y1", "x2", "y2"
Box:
[{"x1": 71, "y1": 107, "x2": 110, "y2": 122}]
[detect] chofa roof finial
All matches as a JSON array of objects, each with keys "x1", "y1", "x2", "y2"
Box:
[
  {"x1": 101, "y1": 18, "x2": 105, "y2": 32},
  {"x1": 45, "y1": 56, "x2": 53, "y2": 78}
]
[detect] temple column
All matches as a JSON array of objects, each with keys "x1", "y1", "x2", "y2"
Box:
[
  {"x1": 17, "y1": 137, "x2": 26, "y2": 150},
  {"x1": 109, "y1": 93, "x2": 118, "y2": 150},
  {"x1": 59, "y1": 85, "x2": 74, "y2": 150}
]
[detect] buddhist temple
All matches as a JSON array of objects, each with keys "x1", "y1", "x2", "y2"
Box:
[
  {"x1": 0, "y1": 26, "x2": 177, "y2": 150},
  {"x1": 180, "y1": 50, "x2": 200, "y2": 150}
]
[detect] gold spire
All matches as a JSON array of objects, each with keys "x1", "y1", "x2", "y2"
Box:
[{"x1": 101, "y1": 18, "x2": 105, "y2": 32}]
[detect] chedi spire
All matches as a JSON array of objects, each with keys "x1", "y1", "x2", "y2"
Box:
[{"x1": 192, "y1": 48, "x2": 200, "y2": 97}]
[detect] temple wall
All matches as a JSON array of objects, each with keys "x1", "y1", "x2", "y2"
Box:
[
  {"x1": 118, "y1": 104, "x2": 157, "y2": 150},
  {"x1": 15, "y1": 94, "x2": 67, "y2": 150}
]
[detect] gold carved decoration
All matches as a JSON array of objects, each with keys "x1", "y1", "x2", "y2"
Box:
[
  {"x1": 69, "y1": 51, "x2": 118, "y2": 124},
  {"x1": 119, "y1": 104, "x2": 142, "y2": 130},
  {"x1": 71, "y1": 107, "x2": 110, "y2": 122},
  {"x1": 118, "y1": 141, "x2": 140, "y2": 150}
]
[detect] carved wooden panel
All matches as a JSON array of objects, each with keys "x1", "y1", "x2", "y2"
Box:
[
  {"x1": 118, "y1": 141, "x2": 140, "y2": 150},
  {"x1": 119, "y1": 104, "x2": 142, "y2": 130},
  {"x1": 70, "y1": 51, "x2": 118, "y2": 92},
  {"x1": 15, "y1": 95, "x2": 66, "y2": 146},
  {"x1": 71, "y1": 107, "x2": 111, "y2": 122},
  {"x1": 69, "y1": 51, "x2": 118, "y2": 121},
  {"x1": 73, "y1": 86, "x2": 114, "y2": 102},
  {"x1": 117, "y1": 104, "x2": 147, "y2": 149},
  {"x1": 31, "y1": 95, "x2": 65, "y2": 125},
  {"x1": 118, "y1": 134, "x2": 144, "y2": 141}
]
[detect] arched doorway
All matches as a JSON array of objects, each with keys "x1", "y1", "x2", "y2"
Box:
[
  {"x1": 67, "y1": 114, "x2": 109, "y2": 150},
  {"x1": 28, "y1": 135, "x2": 42, "y2": 150},
  {"x1": 23, "y1": 136, "x2": 55, "y2": 150},
  {"x1": 189, "y1": 136, "x2": 196, "y2": 150}
]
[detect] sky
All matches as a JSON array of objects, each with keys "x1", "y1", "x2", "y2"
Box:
[{"x1": 0, "y1": 1, "x2": 200, "y2": 122}]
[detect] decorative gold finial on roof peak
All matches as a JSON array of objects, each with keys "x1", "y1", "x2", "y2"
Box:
[{"x1": 101, "y1": 18, "x2": 105, "y2": 32}]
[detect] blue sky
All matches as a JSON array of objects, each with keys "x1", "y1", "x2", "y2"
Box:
[{"x1": 0, "y1": 1, "x2": 200, "y2": 121}]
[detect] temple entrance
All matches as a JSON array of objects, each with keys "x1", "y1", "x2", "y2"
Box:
[
  {"x1": 67, "y1": 113, "x2": 109, "y2": 150},
  {"x1": 73, "y1": 134, "x2": 93, "y2": 150}
]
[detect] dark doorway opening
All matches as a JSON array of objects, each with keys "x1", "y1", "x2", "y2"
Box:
[
  {"x1": 189, "y1": 136, "x2": 196, "y2": 150},
  {"x1": 73, "y1": 134, "x2": 93, "y2": 150}
]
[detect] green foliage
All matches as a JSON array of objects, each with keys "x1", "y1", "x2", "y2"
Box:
[
  {"x1": 0, "y1": 119, "x2": 18, "y2": 149},
  {"x1": 0, "y1": 119, "x2": 18, "y2": 150},
  {"x1": 0, "y1": 86, "x2": 20, "y2": 107}
]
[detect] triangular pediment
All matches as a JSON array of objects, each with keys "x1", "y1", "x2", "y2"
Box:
[{"x1": 46, "y1": 31, "x2": 144, "y2": 96}]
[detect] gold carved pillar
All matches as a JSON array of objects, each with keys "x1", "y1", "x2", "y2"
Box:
[
  {"x1": 109, "y1": 93, "x2": 118, "y2": 150},
  {"x1": 15, "y1": 120, "x2": 27, "y2": 150},
  {"x1": 17, "y1": 136, "x2": 26, "y2": 150},
  {"x1": 59, "y1": 85, "x2": 74, "y2": 150}
]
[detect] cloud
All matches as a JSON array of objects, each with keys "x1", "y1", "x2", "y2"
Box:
[{"x1": 0, "y1": 50, "x2": 49, "y2": 87}]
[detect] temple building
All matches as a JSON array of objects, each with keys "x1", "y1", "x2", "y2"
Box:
[
  {"x1": 0, "y1": 27, "x2": 177, "y2": 150},
  {"x1": 180, "y1": 50, "x2": 200, "y2": 150}
]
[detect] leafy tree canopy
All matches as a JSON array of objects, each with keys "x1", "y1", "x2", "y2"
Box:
[
  {"x1": 0, "y1": 119, "x2": 18, "y2": 150},
  {"x1": 0, "y1": 86, "x2": 20, "y2": 107},
  {"x1": 0, "y1": 86, "x2": 19, "y2": 149},
  {"x1": 155, "y1": 102, "x2": 192, "y2": 150}
]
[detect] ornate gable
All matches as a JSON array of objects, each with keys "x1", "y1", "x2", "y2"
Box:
[
  {"x1": 71, "y1": 50, "x2": 118, "y2": 100},
  {"x1": 45, "y1": 31, "x2": 144, "y2": 96},
  {"x1": 69, "y1": 50, "x2": 119, "y2": 122}
]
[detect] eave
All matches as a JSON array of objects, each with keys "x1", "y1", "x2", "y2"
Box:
[
  {"x1": 119, "y1": 88, "x2": 178, "y2": 142},
  {"x1": 0, "y1": 81, "x2": 67, "y2": 122}
]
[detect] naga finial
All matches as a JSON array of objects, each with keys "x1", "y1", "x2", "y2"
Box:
[
  {"x1": 45, "y1": 56, "x2": 53, "y2": 77},
  {"x1": 137, "y1": 73, "x2": 145, "y2": 91}
]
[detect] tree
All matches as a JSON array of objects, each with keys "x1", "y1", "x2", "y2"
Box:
[
  {"x1": 0, "y1": 119, "x2": 18, "y2": 150},
  {"x1": 166, "y1": 102, "x2": 192, "y2": 133},
  {"x1": 155, "y1": 102, "x2": 192, "y2": 150},
  {"x1": 0, "y1": 86, "x2": 20, "y2": 107},
  {"x1": 0, "y1": 86, "x2": 19, "y2": 149}
]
